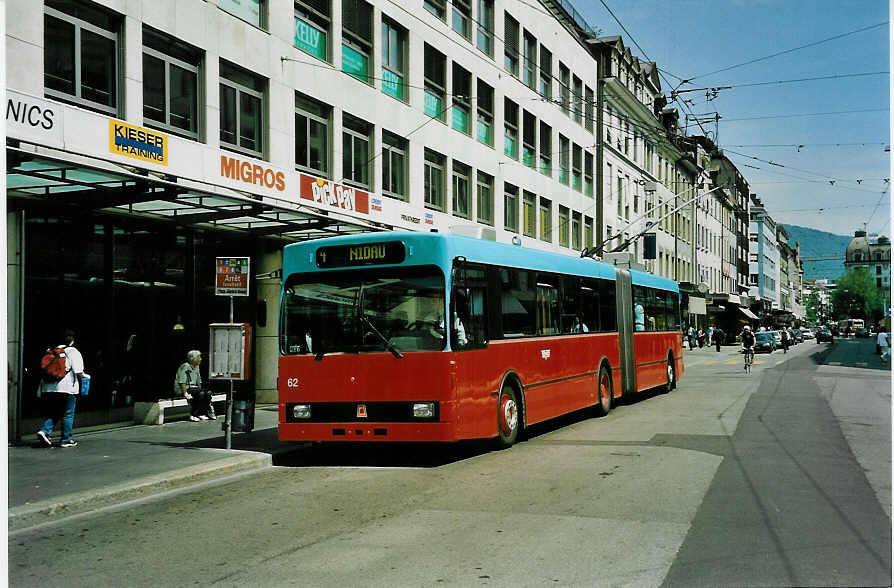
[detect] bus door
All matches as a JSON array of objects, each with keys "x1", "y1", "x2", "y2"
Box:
[{"x1": 614, "y1": 268, "x2": 636, "y2": 397}]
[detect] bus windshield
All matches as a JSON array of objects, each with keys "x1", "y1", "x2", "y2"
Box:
[{"x1": 281, "y1": 265, "x2": 447, "y2": 355}]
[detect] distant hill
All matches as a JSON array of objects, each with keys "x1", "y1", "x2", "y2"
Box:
[{"x1": 782, "y1": 224, "x2": 850, "y2": 281}]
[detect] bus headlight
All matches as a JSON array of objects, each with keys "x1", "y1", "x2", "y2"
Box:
[
  {"x1": 412, "y1": 402, "x2": 435, "y2": 418},
  {"x1": 292, "y1": 404, "x2": 311, "y2": 419}
]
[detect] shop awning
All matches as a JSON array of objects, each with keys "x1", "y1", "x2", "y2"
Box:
[
  {"x1": 6, "y1": 146, "x2": 383, "y2": 241},
  {"x1": 740, "y1": 307, "x2": 759, "y2": 320}
]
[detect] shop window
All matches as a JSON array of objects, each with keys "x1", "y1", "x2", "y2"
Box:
[
  {"x1": 504, "y1": 98, "x2": 518, "y2": 159},
  {"x1": 476, "y1": 170, "x2": 494, "y2": 226},
  {"x1": 522, "y1": 110, "x2": 536, "y2": 168},
  {"x1": 142, "y1": 27, "x2": 201, "y2": 140},
  {"x1": 504, "y1": 183, "x2": 519, "y2": 233},
  {"x1": 294, "y1": 0, "x2": 329, "y2": 60},
  {"x1": 452, "y1": 161, "x2": 471, "y2": 219},
  {"x1": 424, "y1": 0, "x2": 445, "y2": 20},
  {"x1": 44, "y1": 0, "x2": 120, "y2": 116},
  {"x1": 523, "y1": 191, "x2": 536, "y2": 237},
  {"x1": 539, "y1": 197, "x2": 552, "y2": 242},
  {"x1": 342, "y1": 112, "x2": 372, "y2": 189},
  {"x1": 476, "y1": 0, "x2": 494, "y2": 56},
  {"x1": 381, "y1": 17, "x2": 407, "y2": 100},
  {"x1": 558, "y1": 206, "x2": 569, "y2": 248},
  {"x1": 504, "y1": 13, "x2": 519, "y2": 77},
  {"x1": 539, "y1": 122, "x2": 551, "y2": 176},
  {"x1": 295, "y1": 92, "x2": 330, "y2": 176},
  {"x1": 558, "y1": 134, "x2": 569, "y2": 185},
  {"x1": 382, "y1": 130, "x2": 408, "y2": 200},
  {"x1": 539, "y1": 45, "x2": 552, "y2": 99},
  {"x1": 522, "y1": 30, "x2": 536, "y2": 90},
  {"x1": 342, "y1": 0, "x2": 372, "y2": 83},
  {"x1": 423, "y1": 44, "x2": 446, "y2": 121},
  {"x1": 452, "y1": 0, "x2": 471, "y2": 40},
  {"x1": 452, "y1": 64, "x2": 472, "y2": 135},
  {"x1": 221, "y1": 0, "x2": 267, "y2": 28},
  {"x1": 476, "y1": 79, "x2": 494, "y2": 147},
  {"x1": 219, "y1": 61, "x2": 265, "y2": 158},
  {"x1": 424, "y1": 148, "x2": 446, "y2": 211}
]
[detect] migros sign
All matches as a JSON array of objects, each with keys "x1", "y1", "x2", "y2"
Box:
[{"x1": 220, "y1": 155, "x2": 286, "y2": 192}]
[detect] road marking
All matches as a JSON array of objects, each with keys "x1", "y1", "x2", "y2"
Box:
[
  {"x1": 776, "y1": 360, "x2": 784, "y2": 365},
  {"x1": 725, "y1": 359, "x2": 738, "y2": 365},
  {"x1": 855, "y1": 362, "x2": 868, "y2": 367},
  {"x1": 704, "y1": 361, "x2": 716, "y2": 365},
  {"x1": 829, "y1": 361, "x2": 841, "y2": 366}
]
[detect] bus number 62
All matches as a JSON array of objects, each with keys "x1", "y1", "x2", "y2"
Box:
[{"x1": 286, "y1": 378, "x2": 299, "y2": 388}]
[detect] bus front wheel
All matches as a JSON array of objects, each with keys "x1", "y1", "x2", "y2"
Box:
[
  {"x1": 664, "y1": 356, "x2": 676, "y2": 392},
  {"x1": 595, "y1": 365, "x2": 612, "y2": 416},
  {"x1": 496, "y1": 385, "x2": 520, "y2": 448}
]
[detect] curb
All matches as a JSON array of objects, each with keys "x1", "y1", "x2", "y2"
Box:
[{"x1": 8, "y1": 451, "x2": 272, "y2": 532}]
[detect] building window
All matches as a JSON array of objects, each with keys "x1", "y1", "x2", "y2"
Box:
[
  {"x1": 476, "y1": 170, "x2": 494, "y2": 225},
  {"x1": 424, "y1": 44, "x2": 446, "y2": 121},
  {"x1": 572, "y1": 212, "x2": 582, "y2": 250},
  {"x1": 572, "y1": 144, "x2": 582, "y2": 191},
  {"x1": 294, "y1": 0, "x2": 329, "y2": 60},
  {"x1": 504, "y1": 13, "x2": 519, "y2": 77},
  {"x1": 616, "y1": 177, "x2": 623, "y2": 217},
  {"x1": 44, "y1": 0, "x2": 120, "y2": 116},
  {"x1": 295, "y1": 92, "x2": 330, "y2": 176},
  {"x1": 452, "y1": 64, "x2": 472, "y2": 135},
  {"x1": 522, "y1": 110, "x2": 536, "y2": 168},
  {"x1": 558, "y1": 205, "x2": 569, "y2": 247},
  {"x1": 424, "y1": 0, "x2": 445, "y2": 19},
  {"x1": 504, "y1": 183, "x2": 519, "y2": 232},
  {"x1": 381, "y1": 17, "x2": 407, "y2": 100},
  {"x1": 476, "y1": 0, "x2": 494, "y2": 56},
  {"x1": 606, "y1": 105, "x2": 613, "y2": 143},
  {"x1": 523, "y1": 191, "x2": 536, "y2": 237},
  {"x1": 584, "y1": 152, "x2": 594, "y2": 196},
  {"x1": 572, "y1": 75, "x2": 583, "y2": 124},
  {"x1": 539, "y1": 45, "x2": 552, "y2": 99},
  {"x1": 382, "y1": 130, "x2": 407, "y2": 200},
  {"x1": 522, "y1": 31, "x2": 536, "y2": 90},
  {"x1": 504, "y1": 98, "x2": 519, "y2": 159},
  {"x1": 342, "y1": 0, "x2": 372, "y2": 83},
  {"x1": 452, "y1": 161, "x2": 471, "y2": 219},
  {"x1": 476, "y1": 79, "x2": 494, "y2": 147},
  {"x1": 584, "y1": 216, "x2": 593, "y2": 248},
  {"x1": 220, "y1": 0, "x2": 267, "y2": 28},
  {"x1": 219, "y1": 61, "x2": 265, "y2": 158},
  {"x1": 424, "y1": 148, "x2": 446, "y2": 210},
  {"x1": 559, "y1": 63, "x2": 570, "y2": 115},
  {"x1": 558, "y1": 135, "x2": 569, "y2": 185},
  {"x1": 539, "y1": 197, "x2": 552, "y2": 242},
  {"x1": 539, "y1": 122, "x2": 551, "y2": 176},
  {"x1": 342, "y1": 112, "x2": 372, "y2": 189},
  {"x1": 584, "y1": 86, "x2": 594, "y2": 132},
  {"x1": 452, "y1": 0, "x2": 472, "y2": 39},
  {"x1": 142, "y1": 27, "x2": 201, "y2": 140}
]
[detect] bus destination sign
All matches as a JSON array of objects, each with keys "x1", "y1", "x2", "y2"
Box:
[{"x1": 316, "y1": 242, "x2": 405, "y2": 268}]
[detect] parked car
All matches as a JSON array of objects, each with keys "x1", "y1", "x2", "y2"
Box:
[
  {"x1": 855, "y1": 327, "x2": 871, "y2": 338},
  {"x1": 772, "y1": 330, "x2": 783, "y2": 346},
  {"x1": 800, "y1": 327, "x2": 815, "y2": 340},
  {"x1": 754, "y1": 332, "x2": 776, "y2": 353},
  {"x1": 790, "y1": 328, "x2": 803, "y2": 343},
  {"x1": 815, "y1": 326, "x2": 834, "y2": 343}
]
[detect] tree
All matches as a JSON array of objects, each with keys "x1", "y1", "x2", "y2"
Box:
[
  {"x1": 831, "y1": 268, "x2": 884, "y2": 322},
  {"x1": 804, "y1": 290, "x2": 821, "y2": 324}
]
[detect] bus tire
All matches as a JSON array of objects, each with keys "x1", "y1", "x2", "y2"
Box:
[
  {"x1": 495, "y1": 384, "x2": 520, "y2": 448},
  {"x1": 595, "y1": 364, "x2": 612, "y2": 417},
  {"x1": 664, "y1": 354, "x2": 676, "y2": 393}
]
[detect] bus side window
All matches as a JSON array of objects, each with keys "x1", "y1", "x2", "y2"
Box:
[
  {"x1": 580, "y1": 279, "x2": 600, "y2": 332},
  {"x1": 452, "y1": 264, "x2": 488, "y2": 349},
  {"x1": 600, "y1": 280, "x2": 617, "y2": 331}
]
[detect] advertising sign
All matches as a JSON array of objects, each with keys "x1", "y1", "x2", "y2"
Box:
[
  {"x1": 299, "y1": 173, "x2": 369, "y2": 214},
  {"x1": 109, "y1": 119, "x2": 168, "y2": 166},
  {"x1": 294, "y1": 17, "x2": 326, "y2": 59},
  {"x1": 216, "y1": 257, "x2": 251, "y2": 296},
  {"x1": 6, "y1": 90, "x2": 63, "y2": 148}
]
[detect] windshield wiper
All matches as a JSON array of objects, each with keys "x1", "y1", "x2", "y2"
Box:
[{"x1": 357, "y1": 282, "x2": 403, "y2": 359}]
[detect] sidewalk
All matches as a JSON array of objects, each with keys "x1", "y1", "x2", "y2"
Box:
[{"x1": 9, "y1": 404, "x2": 294, "y2": 531}]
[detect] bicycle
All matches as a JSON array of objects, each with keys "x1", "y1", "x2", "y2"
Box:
[{"x1": 743, "y1": 347, "x2": 754, "y2": 373}]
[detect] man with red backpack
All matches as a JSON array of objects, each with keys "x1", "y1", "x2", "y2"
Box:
[{"x1": 36, "y1": 329, "x2": 85, "y2": 448}]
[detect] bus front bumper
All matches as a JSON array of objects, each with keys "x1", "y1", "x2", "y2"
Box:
[{"x1": 278, "y1": 421, "x2": 458, "y2": 442}]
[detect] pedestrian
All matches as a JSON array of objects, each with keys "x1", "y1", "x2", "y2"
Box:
[
  {"x1": 781, "y1": 328, "x2": 790, "y2": 353},
  {"x1": 687, "y1": 326, "x2": 695, "y2": 350},
  {"x1": 36, "y1": 328, "x2": 86, "y2": 448},
  {"x1": 877, "y1": 329, "x2": 889, "y2": 362},
  {"x1": 713, "y1": 327, "x2": 724, "y2": 352},
  {"x1": 697, "y1": 328, "x2": 705, "y2": 348},
  {"x1": 174, "y1": 350, "x2": 215, "y2": 421}
]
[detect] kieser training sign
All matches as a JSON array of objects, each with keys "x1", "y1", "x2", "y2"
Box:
[
  {"x1": 215, "y1": 257, "x2": 251, "y2": 297},
  {"x1": 109, "y1": 120, "x2": 168, "y2": 166}
]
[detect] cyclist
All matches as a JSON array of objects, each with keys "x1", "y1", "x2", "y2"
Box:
[{"x1": 741, "y1": 325, "x2": 755, "y2": 371}]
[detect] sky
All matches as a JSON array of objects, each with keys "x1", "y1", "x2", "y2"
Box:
[{"x1": 577, "y1": 0, "x2": 890, "y2": 245}]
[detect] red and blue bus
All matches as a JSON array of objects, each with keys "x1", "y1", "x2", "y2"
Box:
[{"x1": 278, "y1": 231, "x2": 683, "y2": 447}]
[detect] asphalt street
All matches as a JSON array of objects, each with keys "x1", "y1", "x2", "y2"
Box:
[{"x1": 9, "y1": 338, "x2": 891, "y2": 587}]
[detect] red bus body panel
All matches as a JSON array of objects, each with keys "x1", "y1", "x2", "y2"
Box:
[{"x1": 633, "y1": 331, "x2": 684, "y2": 391}]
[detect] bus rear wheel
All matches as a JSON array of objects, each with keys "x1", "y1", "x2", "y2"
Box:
[
  {"x1": 496, "y1": 384, "x2": 520, "y2": 449},
  {"x1": 664, "y1": 356, "x2": 676, "y2": 392},
  {"x1": 595, "y1": 365, "x2": 612, "y2": 416}
]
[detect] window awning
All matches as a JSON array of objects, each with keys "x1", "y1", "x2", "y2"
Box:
[
  {"x1": 6, "y1": 145, "x2": 384, "y2": 241},
  {"x1": 740, "y1": 307, "x2": 759, "y2": 320}
]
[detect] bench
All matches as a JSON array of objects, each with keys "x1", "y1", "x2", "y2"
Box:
[{"x1": 133, "y1": 393, "x2": 228, "y2": 425}]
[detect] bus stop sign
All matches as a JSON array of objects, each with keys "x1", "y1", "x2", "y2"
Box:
[{"x1": 216, "y1": 257, "x2": 250, "y2": 296}]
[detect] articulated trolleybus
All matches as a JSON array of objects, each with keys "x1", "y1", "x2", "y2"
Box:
[{"x1": 278, "y1": 232, "x2": 683, "y2": 447}]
